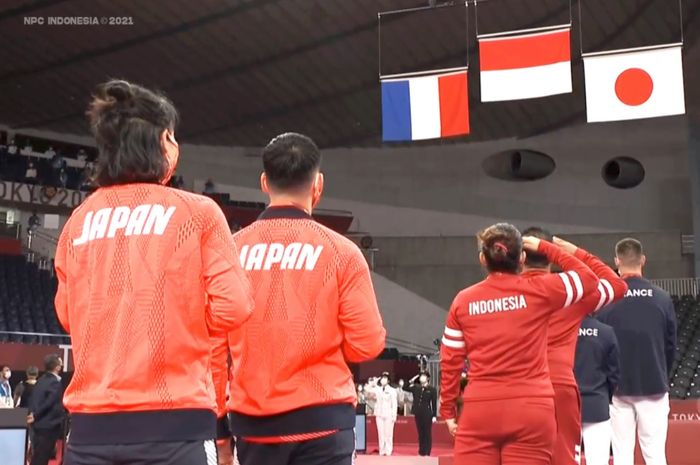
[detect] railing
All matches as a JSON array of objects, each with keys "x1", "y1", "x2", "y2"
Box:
[
  {"x1": 650, "y1": 278, "x2": 700, "y2": 297},
  {"x1": 0, "y1": 330, "x2": 70, "y2": 345}
]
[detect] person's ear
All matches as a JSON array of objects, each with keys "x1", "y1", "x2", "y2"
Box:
[
  {"x1": 260, "y1": 172, "x2": 270, "y2": 194},
  {"x1": 640, "y1": 255, "x2": 646, "y2": 267},
  {"x1": 479, "y1": 252, "x2": 486, "y2": 267},
  {"x1": 311, "y1": 172, "x2": 324, "y2": 208},
  {"x1": 614, "y1": 256, "x2": 620, "y2": 268},
  {"x1": 520, "y1": 251, "x2": 526, "y2": 264}
]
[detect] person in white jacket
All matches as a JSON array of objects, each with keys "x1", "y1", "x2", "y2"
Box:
[{"x1": 372, "y1": 372, "x2": 398, "y2": 456}]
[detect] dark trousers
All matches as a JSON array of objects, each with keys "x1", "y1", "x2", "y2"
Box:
[
  {"x1": 415, "y1": 411, "x2": 433, "y2": 456},
  {"x1": 63, "y1": 440, "x2": 217, "y2": 465},
  {"x1": 31, "y1": 427, "x2": 62, "y2": 465},
  {"x1": 237, "y1": 429, "x2": 355, "y2": 465}
]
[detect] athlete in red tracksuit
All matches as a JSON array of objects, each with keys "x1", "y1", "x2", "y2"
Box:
[
  {"x1": 521, "y1": 229, "x2": 628, "y2": 465},
  {"x1": 440, "y1": 224, "x2": 600, "y2": 465}
]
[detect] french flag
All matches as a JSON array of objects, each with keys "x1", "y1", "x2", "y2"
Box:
[
  {"x1": 479, "y1": 28, "x2": 572, "y2": 102},
  {"x1": 381, "y1": 70, "x2": 470, "y2": 142}
]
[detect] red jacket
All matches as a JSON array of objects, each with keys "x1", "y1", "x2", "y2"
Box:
[
  {"x1": 54, "y1": 184, "x2": 254, "y2": 444},
  {"x1": 525, "y1": 248, "x2": 627, "y2": 387},
  {"x1": 439, "y1": 240, "x2": 599, "y2": 420},
  {"x1": 212, "y1": 206, "x2": 385, "y2": 438}
]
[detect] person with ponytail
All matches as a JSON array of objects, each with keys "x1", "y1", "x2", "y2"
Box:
[
  {"x1": 54, "y1": 80, "x2": 254, "y2": 465},
  {"x1": 439, "y1": 223, "x2": 600, "y2": 465}
]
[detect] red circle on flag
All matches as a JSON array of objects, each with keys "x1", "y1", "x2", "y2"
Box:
[{"x1": 615, "y1": 68, "x2": 653, "y2": 106}]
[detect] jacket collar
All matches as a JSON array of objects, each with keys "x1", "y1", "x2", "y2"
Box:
[{"x1": 258, "y1": 206, "x2": 313, "y2": 220}]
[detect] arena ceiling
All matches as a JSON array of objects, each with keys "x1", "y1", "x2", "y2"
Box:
[{"x1": 0, "y1": 0, "x2": 698, "y2": 148}]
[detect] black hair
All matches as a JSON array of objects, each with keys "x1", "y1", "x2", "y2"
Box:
[
  {"x1": 262, "y1": 133, "x2": 321, "y2": 191},
  {"x1": 522, "y1": 226, "x2": 553, "y2": 268},
  {"x1": 615, "y1": 238, "x2": 643, "y2": 266},
  {"x1": 44, "y1": 354, "x2": 61, "y2": 372},
  {"x1": 26, "y1": 366, "x2": 39, "y2": 378},
  {"x1": 477, "y1": 223, "x2": 523, "y2": 274},
  {"x1": 87, "y1": 79, "x2": 178, "y2": 187}
]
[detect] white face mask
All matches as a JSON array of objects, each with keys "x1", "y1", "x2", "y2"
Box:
[
  {"x1": 380, "y1": 378, "x2": 388, "y2": 386},
  {"x1": 398, "y1": 380, "x2": 404, "y2": 387},
  {"x1": 4, "y1": 371, "x2": 11, "y2": 379},
  {"x1": 419, "y1": 376, "x2": 428, "y2": 384}
]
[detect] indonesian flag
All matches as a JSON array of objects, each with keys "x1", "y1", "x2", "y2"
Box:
[
  {"x1": 479, "y1": 28, "x2": 572, "y2": 102},
  {"x1": 583, "y1": 45, "x2": 686, "y2": 123},
  {"x1": 381, "y1": 70, "x2": 469, "y2": 142}
]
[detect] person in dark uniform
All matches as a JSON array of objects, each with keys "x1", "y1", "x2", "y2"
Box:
[
  {"x1": 597, "y1": 238, "x2": 676, "y2": 465},
  {"x1": 29, "y1": 355, "x2": 66, "y2": 465},
  {"x1": 403, "y1": 372, "x2": 437, "y2": 456},
  {"x1": 574, "y1": 316, "x2": 620, "y2": 465}
]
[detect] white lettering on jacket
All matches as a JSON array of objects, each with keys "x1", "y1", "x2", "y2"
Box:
[
  {"x1": 579, "y1": 328, "x2": 599, "y2": 337},
  {"x1": 625, "y1": 289, "x2": 653, "y2": 297},
  {"x1": 73, "y1": 205, "x2": 176, "y2": 246},
  {"x1": 468, "y1": 295, "x2": 527, "y2": 316},
  {"x1": 238, "y1": 243, "x2": 324, "y2": 271}
]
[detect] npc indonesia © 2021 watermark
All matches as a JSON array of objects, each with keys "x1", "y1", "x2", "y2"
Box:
[{"x1": 23, "y1": 16, "x2": 134, "y2": 26}]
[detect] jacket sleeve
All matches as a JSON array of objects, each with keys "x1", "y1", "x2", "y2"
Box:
[
  {"x1": 664, "y1": 295, "x2": 678, "y2": 377},
  {"x1": 605, "y1": 328, "x2": 621, "y2": 401},
  {"x1": 391, "y1": 389, "x2": 398, "y2": 422},
  {"x1": 54, "y1": 227, "x2": 70, "y2": 333},
  {"x1": 439, "y1": 298, "x2": 467, "y2": 420},
  {"x1": 530, "y1": 240, "x2": 600, "y2": 311},
  {"x1": 338, "y1": 247, "x2": 386, "y2": 362},
  {"x1": 573, "y1": 248, "x2": 628, "y2": 313},
  {"x1": 209, "y1": 330, "x2": 231, "y2": 438},
  {"x1": 202, "y1": 202, "x2": 254, "y2": 333}
]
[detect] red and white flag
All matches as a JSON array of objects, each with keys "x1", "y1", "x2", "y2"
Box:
[
  {"x1": 479, "y1": 28, "x2": 572, "y2": 102},
  {"x1": 583, "y1": 45, "x2": 685, "y2": 122}
]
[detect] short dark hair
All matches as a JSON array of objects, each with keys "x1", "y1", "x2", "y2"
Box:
[
  {"x1": 262, "y1": 133, "x2": 321, "y2": 191},
  {"x1": 0, "y1": 365, "x2": 9, "y2": 371},
  {"x1": 44, "y1": 354, "x2": 61, "y2": 372},
  {"x1": 615, "y1": 238, "x2": 643, "y2": 265},
  {"x1": 87, "y1": 79, "x2": 178, "y2": 187},
  {"x1": 26, "y1": 366, "x2": 39, "y2": 378},
  {"x1": 477, "y1": 223, "x2": 523, "y2": 274},
  {"x1": 522, "y1": 226, "x2": 553, "y2": 268}
]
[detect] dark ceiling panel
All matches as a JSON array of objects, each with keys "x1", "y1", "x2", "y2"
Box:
[{"x1": 0, "y1": 0, "x2": 697, "y2": 148}]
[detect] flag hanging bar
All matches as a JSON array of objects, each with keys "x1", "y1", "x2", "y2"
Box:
[
  {"x1": 477, "y1": 23, "x2": 571, "y2": 40},
  {"x1": 378, "y1": 1, "x2": 469, "y2": 18},
  {"x1": 381, "y1": 66, "x2": 469, "y2": 82},
  {"x1": 581, "y1": 42, "x2": 683, "y2": 58}
]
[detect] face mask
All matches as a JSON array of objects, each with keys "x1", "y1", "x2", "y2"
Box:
[
  {"x1": 398, "y1": 380, "x2": 404, "y2": 387},
  {"x1": 380, "y1": 378, "x2": 388, "y2": 386},
  {"x1": 4, "y1": 371, "x2": 11, "y2": 379},
  {"x1": 419, "y1": 376, "x2": 428, "y2": 384}
]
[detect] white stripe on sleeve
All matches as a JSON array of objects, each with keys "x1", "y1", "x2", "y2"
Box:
[
  {"x1": 444, "y1": 326, "x2": 463, "y2": 338},
  {"x1": 600, "y1": 279, "x2": 615, "y2": 306},
  {"x1": 558, "y1": 272, "x2": 574, "y2": 307},
  {"x1": 441, "y1": 337, "x2": 465, "y2": 349},
  {"x1": 594, "y1": 282, "x2": 609, "y2": 311},
  {"x1": 567, "y1": 271, "x2": 584, "y2": 303}
]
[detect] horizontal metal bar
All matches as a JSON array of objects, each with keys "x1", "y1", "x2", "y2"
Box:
[
  {"x1": 380, "y1": 66, "x2": 468, "y2": 81},
  {"x1": 379, "y1": 1, "x2": 468, "y2": 18},
  {"x1": 582, "y1": 42, "x2": 683, "y2": 58},
  {"x1": 477, "y1": 24, "x2": 571, "y2": 40}
]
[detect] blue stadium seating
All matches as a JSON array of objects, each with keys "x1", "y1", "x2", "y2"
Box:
[
  {"x1": 0, "y1": 255, "x2": 66, "y2": 344},
  {"x1": 669, "y1": 295, "x2": 700, "y2": 398}
]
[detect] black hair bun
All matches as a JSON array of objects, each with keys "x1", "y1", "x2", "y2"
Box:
[{"x1": 103, "y1": 80, "x2": 133, "y2": 103}]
